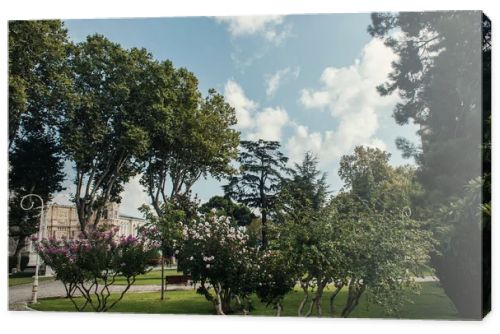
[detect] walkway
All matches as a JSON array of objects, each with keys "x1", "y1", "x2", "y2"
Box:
[{"x1": 8, "y1": 278, "x2": 193, "y2": 310}]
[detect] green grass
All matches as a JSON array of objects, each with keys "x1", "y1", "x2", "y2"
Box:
[
  {"x1": 112, "y1": 268, "x2": 183, "y2": 285},
  {"x1": 31, "y1": 282, "x2": 458, "y2": 319},
  {"x1": 9, "y1": 273, "x2": 54, "y2": 286}
]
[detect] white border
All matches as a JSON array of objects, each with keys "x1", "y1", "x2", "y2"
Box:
[{"x1": 1, "y1": 1, "x2": 498, "y2": 333}]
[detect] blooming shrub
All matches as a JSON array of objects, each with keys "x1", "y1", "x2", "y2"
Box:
[
  {"x1": 177, "y1": 211, "x2": 259, "y2": 314},
  {"x1": 255, "y1": 249, "x2": 297, "y2": 316},
  {"x1": 34, "y1": 226, "x2": 159, "y2": 312}
]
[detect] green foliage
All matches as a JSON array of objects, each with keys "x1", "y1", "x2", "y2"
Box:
[
  {"x1": 177, "y1": 212, "x2": 258, "y2": 314},
  {"x1": 273, "y1": 153, "x2": 336, "y2": 317},
  {"x1": 140, "y1": 63, "x2": 239, "y2": 217},
  {"x1": 8, "y1": 20, "x2": 72, "y2": 145},
  {"x1": 369, "y1": 12, "x2": 489, "y2": 318},
  {"x1": 8, "y1": 20, "x2": 69, "y2": 262},
  {"x1": 431, "y1": 177, "x2": 484, "y2": 319},
  {"x1": 9, "y1": 134, "x2": 65, "y2": 261},
  {"x1": 199, "y1": 196, "x2": 256, "y2": 227},
  {"x1": 35, "y1": 227, "x2": 158, "y2": 312},
  {"x1": 255, "y1": 250, "x2": 297, "y2": 316},
  {"x1": 139, "y1": 200, "x2": 185, "y2": 258},
  {"x1": 333, "y1": 146, "x2": 433, "y2": 317},
  {"x1": 61, "y1": 35, "x2": 157, "y2": 231},
  {"x1": 224, "y1": 140, "x2": 290, "y2": 247}
]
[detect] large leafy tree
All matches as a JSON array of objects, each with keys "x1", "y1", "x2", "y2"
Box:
[
  {"x1": 368, "y1": 12, "x2": 488, "y2": 318},
  {"x1": 140, "y1": 63, "x2": 239, "y2": 218},
  {"x1": 338, "y1": 146, "x2": 392, "y2": 206},
  {"x1": 8, "y1": 20, "x2": 70, "y2": 266},
  {"x1": 332, "y1": 146, "x2": 433, "y2": 317},
  {"x1": 8, "y1": 20, "x2": 72, "y2": 147},
  {"x1": 138, "y1": 63, "x2": 239, "y2": 291},
  {"x1": 224, "y1": 140, "x2": 289, "y2": 248},
  {"x1": 61, "y1": 35, "x2": 155, "y2": 232}
]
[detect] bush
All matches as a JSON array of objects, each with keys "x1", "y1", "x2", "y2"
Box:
[
  {"x1": 34, "y1": 227, "x2": 159, "y2": 312},
  {"x1": 255, "y1": 249, "x2": 297, "y2": 316},
  {"x1": 177, "y1": 211, "x2": 258, "y2": 315}
]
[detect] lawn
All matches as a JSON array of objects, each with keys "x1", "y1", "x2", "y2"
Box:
[{"x1": 31, "y1": 282, "x2": 458, "y2": 319}]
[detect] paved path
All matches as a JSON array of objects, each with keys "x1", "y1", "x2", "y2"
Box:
[{"x1": 9, "y1": 278, "x2": 193, "y2": 310}]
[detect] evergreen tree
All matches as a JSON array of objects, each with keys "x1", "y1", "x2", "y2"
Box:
[
  {"x1": 224, "y1": 140, "x2": 289, "y2": 248},
  {"x1": 368, "y1": 11, "x2": 489, "y2": 318}
]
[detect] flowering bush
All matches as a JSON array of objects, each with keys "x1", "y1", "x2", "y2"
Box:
[
  {"x1": 34, "y1": 226, "x2": 159, "y2": 312},
  {"x1": 255, "y1": 249, "x2": 297, "y2": 316},
  {"x1": 177, "y1": 210, "x2": 259, "y2": 314}
]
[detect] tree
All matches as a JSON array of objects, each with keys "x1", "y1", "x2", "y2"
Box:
[
  {"x1": 139, "y1": 200, "x2": 185, "y2": 300},
  {"x1": 177, "y1": 212, "x2": 258, "y2": 315},
  {"x1": 255, "y1": 249, "x2": 296, "y2": 316},
  {"x1": 338, "y1": 146, "x2": 392, "y2": 205},
  {"x1": 224, "y1": 140, "x2": 289, "y2": 248},
  {"x1": 274, "y1": 153, "x2": 334, "y2": 317},
  {"x1": 199, "y1": 196, "x2": 256, "y2": 227},
  {"x1": 368, "y1": 11, "x2": 487, "y2": 318},
  {"x1": 61, "y1": 35, "x2": 155, "y2": 232},
  {"x1": 140, "y1": 64, "x2": 239, "y2": 218},
  {"x1": 8, "y1": 20, "x2": 70, "y2": 269},
  {"x1": 8, "y1": 20, "x2": 72, "y2": 148},
  {"x1": 332, "y1": 146, "x2": 434, "y2": 317},
  {"x1": 9, "y1": 134, "x2": 65, "y2": 269}
]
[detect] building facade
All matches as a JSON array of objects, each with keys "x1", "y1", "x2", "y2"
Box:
[
  {"x1": 10, "y1": 202, "x2": 146, "y2": 267},
  {"x1": 43, "y1": 202, "x2": 145, "y2": 240}
]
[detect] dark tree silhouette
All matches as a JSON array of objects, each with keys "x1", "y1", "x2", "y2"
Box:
[
  {"x1": 369, "y1": 11, "x2": 490, "y2": 318},
  {"x1": 224, "y1": 140, "x2": 289, "y2": 248},
  {"x1": 9, "y1": 134, "x2": 65, "y2": 269}
]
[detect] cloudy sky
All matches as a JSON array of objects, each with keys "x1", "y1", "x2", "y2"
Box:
[{"x1": 53, "y1": 13, "x2": 418, "y2": 217}]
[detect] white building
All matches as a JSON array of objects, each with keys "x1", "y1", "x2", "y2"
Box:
[{"x1": 10, "y1": 202, "x2": 146, "y2": 267}]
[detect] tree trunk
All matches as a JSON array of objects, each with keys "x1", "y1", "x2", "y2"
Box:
[
  {"x1": 261, "y1": 209, "x2": 268, "y2": 248},
  {"x1": 14, "y1": 237, "x2": 26, "y2": 272},
  {"x1": 341, "y1": 280, "x2": 365, "y2": 318},
  {"x1": 315, "y1": 286, "x2": 324, "y2": 317},
  {"x1": 298, "y1": 282, "x2": 310, "y2": 316},
  {"x1": 329, "y1": 283, "x2": 343, "y2": 316},
  {"x1": 214, "y1": 284, "x2": 226, "y2": 315}
]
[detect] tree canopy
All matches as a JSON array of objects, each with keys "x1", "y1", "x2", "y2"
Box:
[
  {"x1": 224, "y1": 140, "x2": 290, "y2": 248},
  {"x1": 369, "y1": 11, "x2": 488, "y2": 318}
]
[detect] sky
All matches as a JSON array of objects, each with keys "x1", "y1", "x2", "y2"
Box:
[{"x1": 52, "y1": 14, "x2": 419, "y2": 217}]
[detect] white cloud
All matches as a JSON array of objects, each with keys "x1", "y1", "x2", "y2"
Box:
[
  {"x1": 248, "y1": 107, "x2": 289, "y2": 141},
  {"x1": 224, "y1": 80, "x2": 257, "y2": 129},
  {"x1": 224, "y1": 79, "x2": 289, "y2": 141},
  {"x1": 215, "y1": 15, "x2": 291, "y2": 44},
  {"x1": 290, "y1": 38, "x2": 399, "y2": 166},
  {"x1": 119, "y1": 175, "x2": 149, "y2": 217},
  {"x1": 265, "y1": 66, "x2": 300, "y2": 97}
]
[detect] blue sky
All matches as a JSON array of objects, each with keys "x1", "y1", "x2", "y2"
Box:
[{"x1": 54, "y1": 14, "x2": 419, "y2": 217}]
